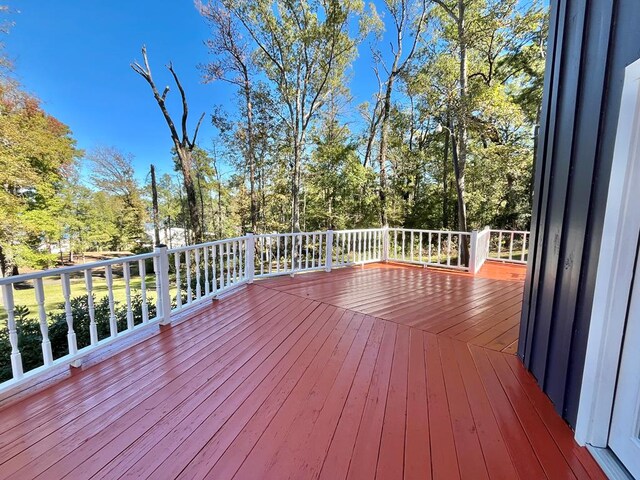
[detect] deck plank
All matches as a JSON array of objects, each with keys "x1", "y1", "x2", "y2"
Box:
[{"x1": 0, "y1": 263, "x2": 606, "y2": 480}]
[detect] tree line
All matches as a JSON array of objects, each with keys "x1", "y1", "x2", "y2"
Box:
[{"x1": 0, "y1": 0, "x2": 547, "y2": 276}]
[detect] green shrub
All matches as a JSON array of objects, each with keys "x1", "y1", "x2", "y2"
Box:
[{"x1": 0, "y1": 293, "x2": 157, "y2": 383}]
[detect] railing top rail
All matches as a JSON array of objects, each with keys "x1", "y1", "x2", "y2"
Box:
[
  {"x1": 489, "y1": 229, "x2": 529, "y2": 235},
  {"x1": 0, "y1": 251, "x2": 159, "y2": 287},
  {"x1": 252, "y1": 231, "x2": 327, "y2": 238},
  {"x1": 333, "y1": 228, "x2": 384, "y2": 233},
  {"x1": 167, "y1": 236, "x2": 247, "y2": 253},
  {"x1": 388, "y1": 227, "x2": 471, "y2": 236}
]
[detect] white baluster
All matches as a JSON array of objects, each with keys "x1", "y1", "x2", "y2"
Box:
[
  {"x1": 185, "y1": 250, "x2": 192, "y2": 304},
  {"x1": 138, "y1": 260, "x2": 149, "y2": 324},
  {"x1": 2, "y1": 285, "x2": 23, "y2": 379},
  {"x1": 203, "y1": 246, "x2": 210, "y2": 296},
  {"x1": 260, "y1": 237, "x2": 265, "y2": 276},
  {"x1": 123, "y1": 262, "x2": 133, "y2": 330},
  {"x1": 233, "y1": 241, "x2": 238, "y2": 283},
  {"x1": 195, "y1": 248, "x2": 201, "y2": 300},
  {"x1": 419, "y1": 232, "x2": 423, "y2": 263},
  {"x1": 33, "y1": 278, "x2": 53, "y2": 366},
  {"x1": 303, "y1": 235, "x2": 308, "y2": 270},
  {"x1": 226, "y1": 242, "x2": 231, "y2": 286},
  {"x1": 509, "y1": 231, "x2": 515, "y2": 260},
  {"x1": 312, "y1": 234, "x2": 317, "y2": 268},
  {"x1": 61, "y1": 273, "x2": 78, "y2": 356},
  {"x1": 522, "y1": 233, "x2": 527, "y2": 262},
  {"x1": 318, "y1": 233, "x2": 323, "y2": 267},
  {"x1": 498, "y1": 231, "x2": 503, "y2": 259},
  {"x1": 268, "y1": 236, "x2": 273, "y2": 274},
  {"x1": 438, "y1": 233, "x2": 442, "y2": 264},
  {"x1": 458, "y1": 234, "x2": 462, "y2": 267},
  {"x1": 394, "y1": 230, "x2": 398, "y2": 259},
  {"x1": 174, "y1": 252, "x2": 183, "y2": 309},
  {"x1": 105, "y1": 265, "x2": 118, "y2": 337},
  {"x1": 239, "y1": 239, "x2": 245, "y2": 281},
  {"x1": 219, "y1": 243, "x2": 225, "y2": 289},
  {"x1": 284, "y1": 236, "x2": 289, "y2": 272},
  {"x1": 428, "y1": 232, "x2": 432, "y2": 263},
  {"x1": 410, "y1": 231, "x2": 414, "y2": 262},
  {"x1": 447, "y1": 233, "x2": 452, "y2": 266},
  {"x1": 276, "y1": 236, "x2": 281, "y2": 273},
  {"x1": 83, "y1": 270, "x2": 98, "y2": 345},
  {"x1": 212, "y1": 245, "x2": 218, "y2": 293}
]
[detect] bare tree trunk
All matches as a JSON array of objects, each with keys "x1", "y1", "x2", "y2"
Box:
[
  {"x1": 179, "y1": 149, "x2": 202, "y2": 243},
  {"x1": 131, "y1": 47, "x2": 205, "y2": 244},
  {"x1": 0, "y1": 244, "x2": 6, "y2": 278},
  {"x1": 243, "y1": 75, "x2": 258, "y2": 233},
  {"x1": 377, "y1": 73, "x2": 395, "y2": 226},
  {"x1": 291, "y1": 132, "x2": 304, "y2": 232},
  {"x1": 442, "y1": 117, "x2": 450, "y2": 228},
  {"x1": 456, "y1": 0, "x2": 469, "y2": 237},
  {"x1": 150, "y1": 164, "x2": 161, "y2": 246}
]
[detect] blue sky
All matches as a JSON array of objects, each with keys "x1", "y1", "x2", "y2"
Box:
[{"x1": 4, "y1": 1, "x2": 382, "y2": 182}]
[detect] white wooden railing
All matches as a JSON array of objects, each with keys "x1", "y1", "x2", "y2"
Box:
[
  {"x1": 0, "y1": 226, "x2": 528, "y2": 393},
  {"x1": 387, "y1": 228, "x2": 472, "y2": 270},
  {"x1": 487, "y1": 229, "x2": 529, "y2": 264}
]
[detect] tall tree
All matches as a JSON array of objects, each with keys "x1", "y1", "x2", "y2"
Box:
[
  {"x1": 199, "y1": 0, "x2": 260, "y2": 233},
  {"x1": 131, "y1": 46, "x2": 205, "y2": 243},
  {"x1": 88, "y1": 147, "x2": 148, "y2": 249},
  {"x1": 227, "y1": 0, "x2": 363, "y2": 231},
  {"x1": 374, "y1": 0, "x2": 428, "y2": 225},
  {"x1": 0, "y1": 82, "x2": 80, "y2": 274}
]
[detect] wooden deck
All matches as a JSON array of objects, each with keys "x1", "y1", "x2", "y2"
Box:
[{"x1": 0, "y1": 263, "x2": 605, "y2": 479}]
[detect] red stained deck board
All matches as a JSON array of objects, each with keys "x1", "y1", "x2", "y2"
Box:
[
  {"x1": 6, "y1": 295, "x2": 319, "y2": 479},
  {"x1": 185, "y1": 306, "x2": 349, "y2": 480},
  {"x1": 0, "y1": 286, "x2": 279, "y2": 437},
  {"x1": 230, "y1": 310, "x2": 362, "y2": 479},
  {"x1": 110, "y1": 304, "x2": 340, "y2": 480},
  {"x1": 376, "y1": 324, "x2": 410, "y2": 480},
  {"x1": 0, "y1": 263, "x2": 606, "y2": 480},
  {"x1": 346, "y1": 320, "x2": 397, "y2": 480},
  {"x1": 0, "y1": 287, "x2": 289, "y2": 465},
  {"x1": 403, "y1": 328, "x2": 431, "y2": 480}
]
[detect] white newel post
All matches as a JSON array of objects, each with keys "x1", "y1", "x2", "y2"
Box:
[
  {"x1": 382, "y1": 226, "x2": 390, "y2": 262},
  {"x1": 245, "y1": 233, "x2": 255, "y2": 283},
  {"x1": 325, "y1": 230, "x2": 334, "y2": 272},
  {"x1": 469, "y1": 230, "x2": 479, "y2": 274},
  {"x1": 155, "y1": 245, "x2": 172, "y2": 325},
  {"x1": 2, "y1": 285, "x2": 23, "y2": 379}
]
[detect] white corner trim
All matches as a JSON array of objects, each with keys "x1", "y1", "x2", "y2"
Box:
[{"x1": 575, "y1": 58, "x2": 640, "y2": 447}]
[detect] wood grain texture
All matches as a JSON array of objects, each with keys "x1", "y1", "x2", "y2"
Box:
[{"x1": 0, "y1": 264, "x2": 604, "y2": 479}]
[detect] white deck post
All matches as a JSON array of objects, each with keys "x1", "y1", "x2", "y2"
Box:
[
  {"x1": 382, "y1": 226, "x2": 390, "y2": 262},
  {"x1": 469, "y1": 230, "x2": 479, "y2": 274},
  {"x1": 155, "y1": 245, "x2": 172, "y2": 325},
  {"x1": 245, "y1": 233, "x2": 255, "y2": 283},
  {"x1": 2, "y1": 285, "x2": 23, "y2": 379},
  {"x1": 325, "y1": 230, "x2": 333, "y2": 272}
]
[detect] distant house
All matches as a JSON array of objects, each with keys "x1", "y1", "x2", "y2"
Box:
[{"x1": 144, "y1": 224, "x2": 188, "y2": 249}]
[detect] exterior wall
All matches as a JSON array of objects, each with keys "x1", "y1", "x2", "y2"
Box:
[{"x1": 519, "y1": 0, "x2": 640, "y2": 428}]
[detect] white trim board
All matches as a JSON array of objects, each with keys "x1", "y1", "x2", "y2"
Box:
[
  {"x1": 575, "y1": 57, "x2": 640, "y2": 447},
  {"x1": 586, "y1": 446, "x2": 634, "y2": 480}
]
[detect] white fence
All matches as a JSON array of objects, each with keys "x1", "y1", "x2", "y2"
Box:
[
  {"x1": 0, "y1": 226, "x2": 527, "y2": 393},
  {"x1": 487, "y1": 229, "x2": 529, "y2": 264}
]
